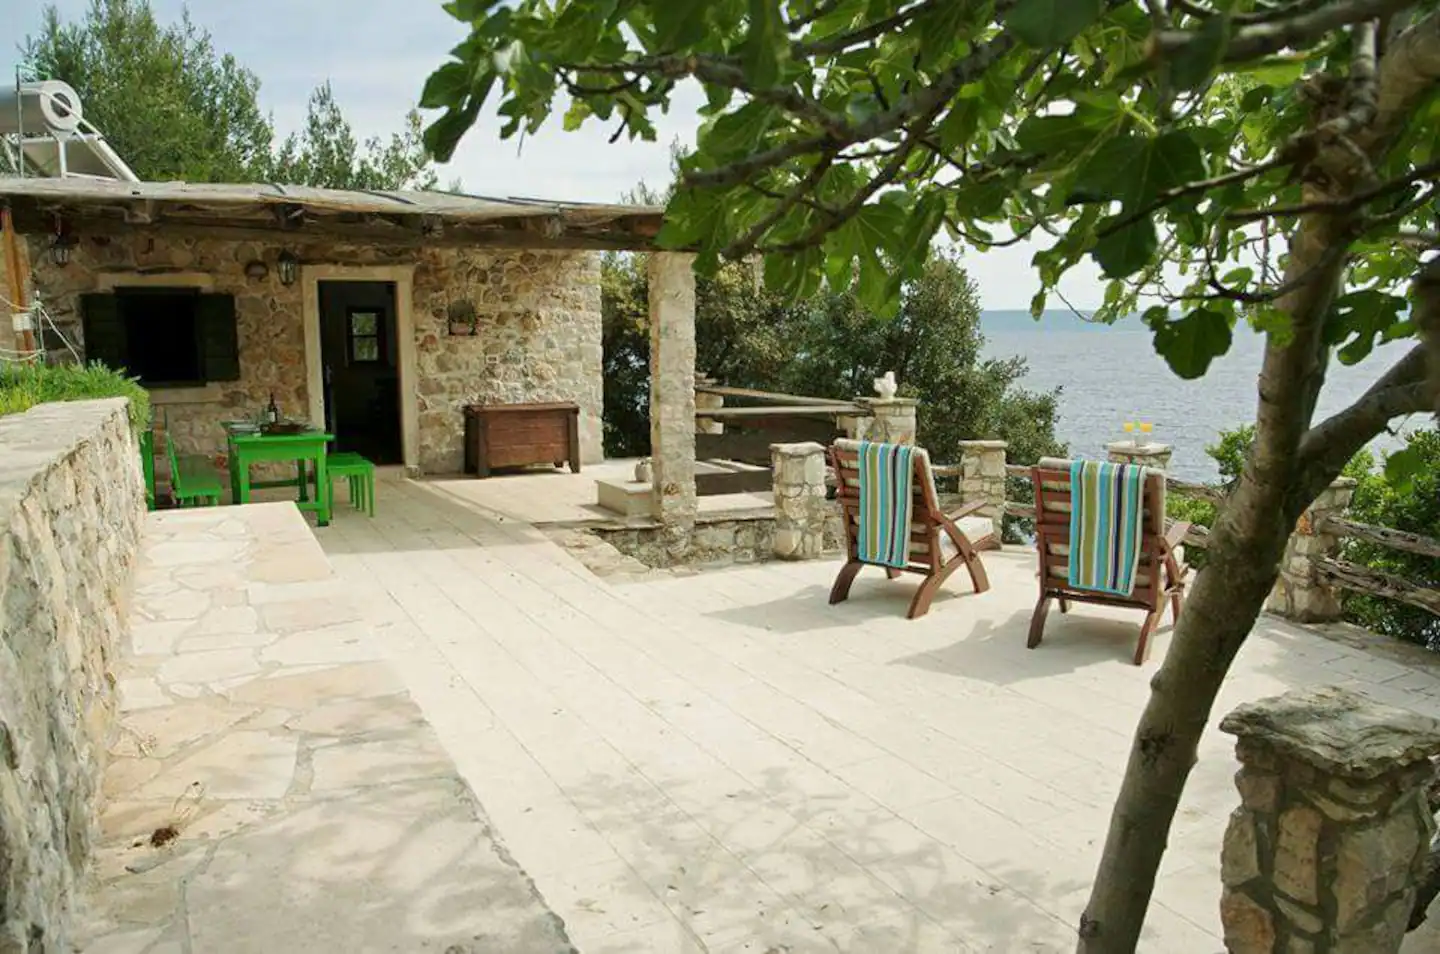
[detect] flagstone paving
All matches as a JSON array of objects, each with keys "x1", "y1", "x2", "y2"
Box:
[
  {"x1": 77, "y1": 503, "x2": 574, "y2": 954},
  {"x1": 83, "y1": 478, "x2": 1440, "y2": 953},
  {"x1": 315, "y1": 474, "x2": 1440, "y2": 953}
]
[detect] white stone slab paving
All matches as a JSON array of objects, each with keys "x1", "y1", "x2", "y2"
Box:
[
  {"x1": 78, "y1": 502, "x2": 574, "y2": 954},
  {"x1": 319, "y1": 474, "x2": 1440, "y2": 953}
]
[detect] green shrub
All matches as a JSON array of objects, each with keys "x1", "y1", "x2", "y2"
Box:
[
  {"x1": 0, "y1": 362, "x2": 150, "y2": 432},
  {"x1": 1341, "y1": 429, "x2": 1440, "y2": 649},
  {"x1": 1164, "y1": 425, "x2": 1255, "y2": 567}
]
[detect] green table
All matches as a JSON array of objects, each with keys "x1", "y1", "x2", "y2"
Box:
[{"x1": 226, "y1": 429, "x2": 335, "y2": 526}]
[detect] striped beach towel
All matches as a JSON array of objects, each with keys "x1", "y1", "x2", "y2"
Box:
[
  {"x1": 856, "y1": 441, "x2": 916, "y2": 569},
  {"x1": 1068, "y1": 459, "x2": 1147, "y2": 596}
]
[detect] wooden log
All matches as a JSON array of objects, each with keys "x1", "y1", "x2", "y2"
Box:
[
  {"x1": 695, "y1": 469, "x2": 772, "y2": 496},
  {"x1": 1314, "y1": 557, "x2": 1440, "y2": 615},
  {"x1": 692, "y1": 384, "x2": 863, "y2": 410},
  {"x1": 1003, "y1": 501, "x2": 1212, "y2": 548},
  {"x1": 696, "y1": 405, "x2": 855, "y2": 419},
  {"x1": 1317, "y1": 515, "x2": 1440, "y2": 559},
  {"x1": 1007, "y1": 462, "x2": 1224, "y2": 504},
  {"x1": 1167, "y1": 477, "x2": 1226, "y2": 505}
]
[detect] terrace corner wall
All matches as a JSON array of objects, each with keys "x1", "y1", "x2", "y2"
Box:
[{"x1": 0, "y1": 398, "x2": 145, "y2": 952}]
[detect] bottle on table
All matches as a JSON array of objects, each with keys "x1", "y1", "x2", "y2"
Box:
[{"x1": 266, "y1": 392, "x2": 279, "y2": 425}]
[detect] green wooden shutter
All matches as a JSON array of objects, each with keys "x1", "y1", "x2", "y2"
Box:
[
  {"x1": 195, "y1": 294, "x2": 240, "y2": 382},
  {"x1": 80, "y1": 293, "x2": 128, "y2": 371}
]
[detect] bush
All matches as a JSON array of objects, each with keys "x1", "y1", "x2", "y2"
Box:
[
  {"x1": 1342, "y1": 429, "x2": 1440, "y2": 649},
  {"x1": 1164, "y1": 425, "x2": 1254, "y2": 567},
  {"x1": 0, "y1": 362, "x2": 150, "y2": 432}
]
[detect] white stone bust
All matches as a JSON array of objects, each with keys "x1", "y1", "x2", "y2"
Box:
[{"x1": 873, "y1": 370, "x2": 898, "y2": 400}]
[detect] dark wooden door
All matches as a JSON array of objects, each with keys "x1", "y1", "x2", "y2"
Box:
[{"x1": 318, "y1": 280, "x2": 402, "y2": 464}]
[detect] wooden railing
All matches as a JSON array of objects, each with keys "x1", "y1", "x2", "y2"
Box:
[{"x1": 693, "y1": 383, "x2": 868, "y2": 495}]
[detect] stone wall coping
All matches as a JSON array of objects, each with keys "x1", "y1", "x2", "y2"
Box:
[
  {"x1": 958, "y1": 439, "x2": 1008, "y2": 450},
  {"x1": 1220, "y1": 685, "x2": 1440, "y2": 780},
  {"x1": 771, "y1": 441, "x2": 826, "y2": 457},
  {"x1": 1327, "y1": 476, "x2": 1359, "y2": 489},
  {"x1": 1104, "y1": 440, "x2": 1172, "y2": 455},
  {"x1": 0, "y1": 398, "x2": 133, "y2": 514}
]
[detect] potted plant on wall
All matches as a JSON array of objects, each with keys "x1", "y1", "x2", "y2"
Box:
[{"x1": 447, "y1": 300, "x2": 478, "y2": 337}]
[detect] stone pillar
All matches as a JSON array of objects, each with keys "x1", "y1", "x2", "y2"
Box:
[
  {"x1": 648, "y1": 253, "x2": 697, "y2": 560},
  {"x1": 1105, "y1": 440, "x2": 1173, "y2": 470},
  {"x1": 1267, "y1": 477, "x2": 1357, "y2": 622},
  {"x1": 856, "y1": 397, "x2": 918, "y2": 445},
  {"x1": 694, "y1": 373, "x2": 724, "y2": 435},
  {"x1": 771, "y1": 442, "x2": 827, "y2": 560},
  {"x1": 1219, "y1": 686, "x2": 1440, "y2": 954},
  {"x1": 958, "y1": 440, "x2": 1008, "y2": 526}
]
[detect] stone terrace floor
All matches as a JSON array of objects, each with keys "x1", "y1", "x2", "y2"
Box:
[
  {"x1": 82, "y1": 503, "x2": 574, "y2": 954},
  {"x1": 307, "y1": 473, "x2": 1440, "y2": 953}
]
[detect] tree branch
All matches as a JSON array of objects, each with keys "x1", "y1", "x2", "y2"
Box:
[
  {"x1": 795, "y1": 0, "x2": 944, "y2": 57},
  {"x1": 1226, "y1": 156, "x2": 1440, "y2": 222},
  {"x1": 1296, "y1": 344, "x2": 1431, "y2": 496},
  {"x1": 1097, "y1": 157, "x2": 1289, "y2": 237},
  {"x1": 1149, "y1": 0, "x2": 1416, "y2": 64},
  {"x1": 681, "y1": 32, "x2": 1019, "y2": 192},
  {"x1": 1359, "y1": 10, "x2": 1440, "y2": 155}
]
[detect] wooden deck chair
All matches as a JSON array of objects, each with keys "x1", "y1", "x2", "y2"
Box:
[
  {"x1": 1028, "y1": 458, "x2": 1190, "y2": 665},
  {"x1": 828, "y1": 439, "x2": 994, "y2": 619}
]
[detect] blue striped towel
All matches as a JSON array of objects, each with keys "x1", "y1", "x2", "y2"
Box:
[
  {"x1": 856, "y1": 441, "x2": 916, "y2": 569},
  {"x1": 1068, "y1": 459, "x2": 1147, "y2": 596}
]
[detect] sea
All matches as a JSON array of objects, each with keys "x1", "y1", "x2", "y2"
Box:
[{"x1": 979, "y1": 310, "x2": 1430, "y2": 483}]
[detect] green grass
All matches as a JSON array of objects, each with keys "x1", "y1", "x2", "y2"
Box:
[{"x1": 0, "y1": 362, "x2": 151, "y2": 432}]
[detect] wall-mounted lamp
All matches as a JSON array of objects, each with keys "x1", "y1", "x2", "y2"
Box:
[
  {"x1": 50, "y1": 219, "x2": 76, "y2": 267},
  {"x1": 277, "y1": 250, "x2": 299, "y2": 286}
]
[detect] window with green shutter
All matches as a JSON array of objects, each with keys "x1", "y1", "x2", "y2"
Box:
[
  {"x1": 80, "y1": 293, "x2": 130, "y2": 373},
  {"x1": 78, "y1": 289, "x2": 240, "y2": 386}
]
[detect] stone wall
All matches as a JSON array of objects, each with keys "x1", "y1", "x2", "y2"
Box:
[
  {"x1": 415, "y1": 249, "x2": 603, "y2": 472},
  {"x1": 0, "y1": 398, "x2": 146, "y2": 953},
  {"x1": 1220, "y1": 686, "x2": 1440, "y2": 954},
  {"x1": 28, "y1": 235, "x2": 603, "y2": 475},
  {"x1": 596, "y1": 509, "x2": 845, "y2": 570}
]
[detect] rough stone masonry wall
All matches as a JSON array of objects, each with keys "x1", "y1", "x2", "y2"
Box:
[
  {"x1": 28, "y1": 235, "x2": 603, "y2": 474},
  {"x1": 415, "y1": 247, "x2": 602, "y2": 472},
  {"x1": 0, "y1": 398, "x2": 146, "y2": 953},
  {"x1": 1220, "y1": 686, "x2": 1440, "y2": 954}
]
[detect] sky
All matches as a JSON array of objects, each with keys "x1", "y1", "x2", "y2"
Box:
[{"x1": 0, "y1": 0, "x2": 1111, "y2": 310}]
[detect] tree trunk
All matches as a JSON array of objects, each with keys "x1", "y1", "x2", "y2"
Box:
[
  {"x1": 1076, "y1": 187, "x2": 1353, "y2": 950},
  {"x1": 1073, "y1": 480, "x2": 1294, "y2": 952}
]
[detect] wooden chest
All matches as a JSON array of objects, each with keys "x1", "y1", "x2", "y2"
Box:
[{"x1": 463, "y1": 402, "x2": 581, "y2": 477}]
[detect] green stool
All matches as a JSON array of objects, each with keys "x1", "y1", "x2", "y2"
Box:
[{"x1": 325, "y1": 452, "x2": 376, "y2": 517}]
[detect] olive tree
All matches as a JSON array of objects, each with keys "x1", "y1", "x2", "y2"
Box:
[{"x1": 421, "y1": 2, "x2": 1440, "y2": 950}]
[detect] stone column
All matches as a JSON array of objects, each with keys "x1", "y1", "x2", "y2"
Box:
[
  {"x1": 1219, "y1": 686, "x2": 1440, "y2": 954},
  {"x1": 694, "y1": 372, "x2": 724, "y2": 435},
  {"x1": 1105, "y1": 440, "x2": 1173, "y2": 470},
  {"x1": 856, "y1": 397, "x2": 918, "y2": 445},
  {"x1": 1267, "y1": 477, "x2": 1357, "y2": 622},
  {"x1": 648, "y1": 253, "x2": 697, "y2": 560},
  {"x1": 958, "y1": 440, "x2": 1008, "y2": 526},
  {"x1": 771, "y1": 441, "x2": 827, "y2": 560}
]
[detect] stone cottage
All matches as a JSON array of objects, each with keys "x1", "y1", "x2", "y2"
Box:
[{"x1": 0, "y1": 178, "x2": 671, "y2": 475}]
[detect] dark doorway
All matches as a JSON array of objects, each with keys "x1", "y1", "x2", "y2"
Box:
[{"x1": 318, "y1": 280, "x2": 402, "y2": 464}]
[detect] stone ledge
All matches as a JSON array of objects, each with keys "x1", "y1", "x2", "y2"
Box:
[{"x1": 1221, "y1": 686, "x2": 1440, "y2": 780}]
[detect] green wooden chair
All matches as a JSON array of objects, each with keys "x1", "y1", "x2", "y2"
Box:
[
  {"x1": 325, "y1": 452, "x2": 376, "y2": 517},
  {"x1": 139, "y1": 428, "x2": 157, "y2": 510},
  {"x1": 165, "y1": 433, "x2": 224, "y2": 507}
]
